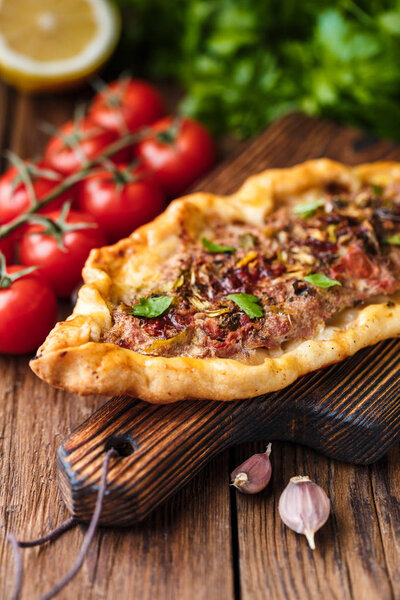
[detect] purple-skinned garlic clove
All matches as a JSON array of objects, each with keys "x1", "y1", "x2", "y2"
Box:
[
  {"x1": 230, "y1": 443, "x2": 272, "y2": 494},
  {"x1": 278, "y1": 475, "x2": 330, "y2": 549}
]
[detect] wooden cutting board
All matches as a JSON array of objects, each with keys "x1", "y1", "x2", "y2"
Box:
[
  {"x1": 2, "y1": 109, "x2": 400, "y2": 600},
  {"x1": 59, "y1": 336, "x2": 400, "y2": 526},
  {"x1": 56, "y1": 113, "x2": 400, "y2": 526}
]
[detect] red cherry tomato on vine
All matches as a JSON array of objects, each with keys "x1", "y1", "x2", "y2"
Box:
[
  {"x1": 89, "y1": 78, "x2": 165, "y2": 135},
  {"x1": 0, "y1": 236, "x2": 14, "y2": 263},
  {"x1": 136, "y1": 116, "x2": 216, "y2": 197},
  {"x1": 43, "y1": 118, "x2": 126, "y2": 177},
  {"x1": 19, "y1": 207, "x2": 107, "y2": 297},
  {"x1": 0, "y1": 264, "x2": 57, "y2": 354},
  {"x1": 78, "y1": 163, "x2": 165, "y2": 242},
  {"x1": 0, "y1": 161, "x2": 70, "y2": 223}
]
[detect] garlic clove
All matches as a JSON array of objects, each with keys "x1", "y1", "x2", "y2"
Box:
[
  {"x1": 230, "y1": 443, "x2": 272, "y2": 494},
  {"x1": 278, "y1": 475, "x2": 330, "y2": 549}
]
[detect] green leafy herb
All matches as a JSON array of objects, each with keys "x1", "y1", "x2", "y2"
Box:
[
  {"x1": 385, "y1": 234, "x2": 400, "y2": 245},
  {"x1": 201, "y1": 237, "x2": 235, "y2": 253},
  {"x1": 293, "y1": 199, "x2": 325, "y2": 219},
  {"x1": 303, "y1": 273, "x2": 341, "y2": 288},
  {"x1": 226, "y1": 293, "x2": 264, "y2": 319},
  {"x1": 130, "y1": 296, "x2": 173, "y2": 318},
  {"x1": 371, "y1": 184, "x2": 383, "y2": 196},
  {"x1": 113, "y1": 3, "x2": 400, "y2": 143}
]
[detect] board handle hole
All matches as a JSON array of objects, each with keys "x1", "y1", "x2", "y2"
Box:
[{"x1": 105, "y1": 435, "x2": 136, "y2": 457}]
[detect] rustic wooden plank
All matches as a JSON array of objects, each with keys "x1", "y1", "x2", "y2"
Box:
[
  {"x1": 196, "y1": 112, "x2": 399, "y2": 196},
  {"x1": 226, "y1": 113, "x2": 400, "y2": 600},
  {"x1": 0, "y1": 357, "x2": 101, "y2": 599},
  {"x1": 0, "y1": 90, "x2": 234, "y2": 600},
  {"x1": 233, "y1": 442, "x2": 399, "y2": 600},
  {"x1": 0, "y1": 355, "x2": 233, "y2": 600},
  {"x1": 1, "y1": 94, "x2": 400, "y2": 600}
]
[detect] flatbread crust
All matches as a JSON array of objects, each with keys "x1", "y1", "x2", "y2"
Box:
[{"x1": 30, "y1": 159, "x2": 400, "y2": 403}]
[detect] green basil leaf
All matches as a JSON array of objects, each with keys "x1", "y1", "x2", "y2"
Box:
[
  {"x1": 303, "y1": 273, "x2": 342, "y2": 288},
  {"x1": 293, "y1": 199, "x2": 325, "y2": 219},
  {"x1": 386, "y1": 234, "x2": 400, "y2": 245},
  {"x1": 371, "y1": 184, "x2": 383, "y2": 196},
  {"x1": 226, "y1": 293, "x2": 264, "y2": 319},
  {"x1": 130, "y1": 296, "x2": 173, "y2": 318},
  {"x1": 201, "y1": 237, "x2": 235, "y2": 253}
]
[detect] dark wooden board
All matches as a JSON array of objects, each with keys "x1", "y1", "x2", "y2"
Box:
[
  {"x1": 58, "y1": 335, "x2": 400, "y2": 525},
  {"x1": 0, "y1": 92, "x2": 400, "y2": 599}
]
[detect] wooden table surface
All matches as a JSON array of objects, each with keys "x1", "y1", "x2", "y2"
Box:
[{"x1": 0, "y1": 84, "x2": 400, "y2": 600}]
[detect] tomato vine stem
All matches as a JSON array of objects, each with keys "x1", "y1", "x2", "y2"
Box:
[
  {"x1": 0, "y1": 251, "x2": 38, "y2": 288},
  {"x1": 0, "y1": 129, "x2": 148, "y2": 240}
]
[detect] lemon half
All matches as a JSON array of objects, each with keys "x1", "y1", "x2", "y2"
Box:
[{"x1": 0, "y1": 0, "x2": 120, "y2": 92}]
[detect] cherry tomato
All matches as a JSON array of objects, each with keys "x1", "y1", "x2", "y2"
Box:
[
  {"x1": 0, "y1": 235, "x2": 14, "y2": 263},
  {"x1": 136, "y1": 116, "x2": 216, "y2": 197},
  {"x1": 0, "y1": 265, "x2": 57, "y2": 354},
  {"x1": 89, "y1": 78, "x2": 165, "y2": 135},
  {"x1": 78, "y1": 163, "x2": 165, "y2": 242},
  {"x1": 43, "y1": 118, "x2": 126, "y2": 177},
  {"x1": 19, "y1": 208, "x2": 107, "y2": 297},
  {"x1": 0, "y1": 161, "x2": 70, "y2": 224}
]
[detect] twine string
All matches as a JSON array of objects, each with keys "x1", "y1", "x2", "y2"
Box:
[
  {"x1": 6, "y1": 447, "x2": 118, "y2": 600},
  {"x1": 18, "y1": 518, "x2": 77, "y2": 548}
]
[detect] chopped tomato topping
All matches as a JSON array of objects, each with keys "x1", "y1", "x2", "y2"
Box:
[{"x1": 333, "y1": 244, "x2": 379, "y2": 280}]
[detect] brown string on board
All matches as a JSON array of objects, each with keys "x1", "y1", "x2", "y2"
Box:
[{"x1": 6, "y1": 447, "x2": 118, "y2": 600}]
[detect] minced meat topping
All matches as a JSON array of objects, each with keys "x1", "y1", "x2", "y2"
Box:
[{"x1": 103, "y1": 184, "x2": 400, "y2": 359}]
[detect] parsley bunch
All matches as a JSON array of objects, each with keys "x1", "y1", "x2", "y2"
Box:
[{"x1": 112, "y1": 0, "x2": 400, "y2": 140}]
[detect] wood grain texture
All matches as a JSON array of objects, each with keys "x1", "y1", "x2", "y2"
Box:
[
  {"x1": 0, "y1": 351, "x2": 234, "y2": 600},
  {"x1": 59, "y1": 337, "x2": 400, "y2": 526},
  {"x1": 0, "y1": 92, "x2": 399, "y2": 599}
]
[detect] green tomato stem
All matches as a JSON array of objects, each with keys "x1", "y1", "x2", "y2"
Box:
[
  {"x1": 0, "y1": 251, "x2": 39, "y2": 288},
  {"x1": 0, "y1": 129, "x2": 147, "y2": 241}
]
